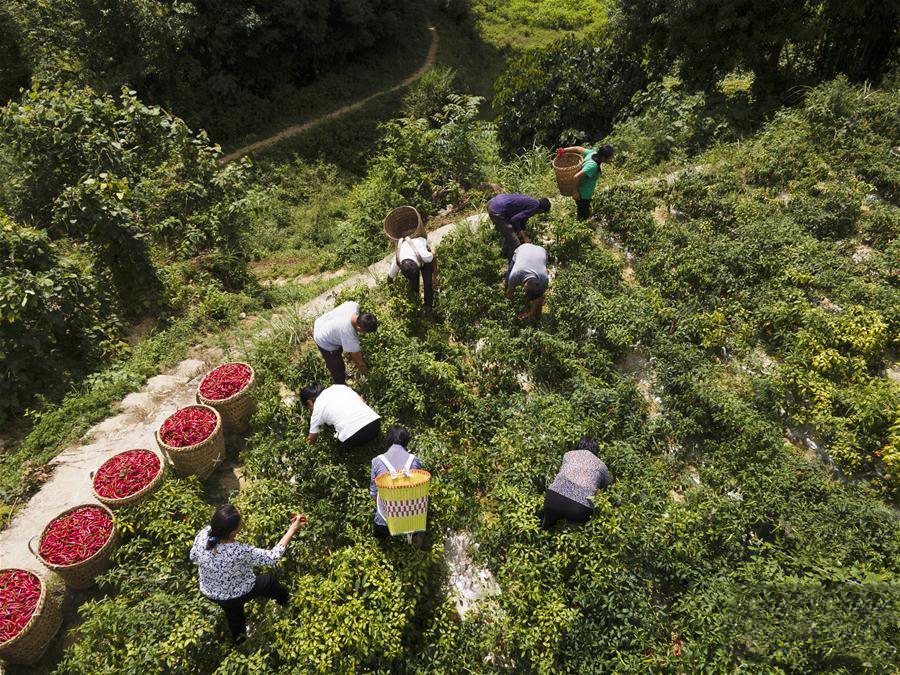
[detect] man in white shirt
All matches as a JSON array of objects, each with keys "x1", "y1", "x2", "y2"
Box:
[
  {"x1": 313, "y1": 301, "x2": 377, "y2": 384},
  {"x1": 301, "y1": 383, "x2": 381, "y2": 447},
  {"x1": 387, "y1": 236, "x2": 436, "y2": 314}
]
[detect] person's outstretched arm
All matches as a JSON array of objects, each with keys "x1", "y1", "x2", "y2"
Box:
[
  {"x1": 350, "y1": 351, "x2": 370, "y2": 376},
  {"x1": 277, "y1": 514, "x2": 306, "y2": 549}
]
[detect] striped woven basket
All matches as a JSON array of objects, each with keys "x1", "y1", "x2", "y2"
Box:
[
  {"x1": 90, "y1": 449, "x2": 165, "y2": 509},
  {"x1": 196, "y1": 363, "x2": 257, "y2": 433},
  {"x1": 384, "y1": 206, "x2": 426, "y2": 241},
  {"x1": 0, "y1": 569, "x2": 62, "y2": 665},
  {"x1": 30, "y1": 504, "x2": 118, "y2": 590},
  {"x1": 375, "y1": 469, "x2": 431, "y2": 535},
  {"x1": 552, "y1": 151, "x2": 584, "y2": 197},
  {"x1": 156, "y1": 405, "x2": 225, "y2": 480}
]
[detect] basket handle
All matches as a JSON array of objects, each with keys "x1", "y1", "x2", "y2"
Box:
[{"x1": 27, "y1": 534, "x2": 39, "y2": 557}]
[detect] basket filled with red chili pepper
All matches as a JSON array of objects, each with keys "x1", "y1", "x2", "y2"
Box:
[
  {"x1": 156, "y1": 404, "x2": 225, "y2": 480},
  {"x1": 91, "y1": 449, "x2": 164, "y2": 508},
  {"x1": 196, "y1": 362, "x2": 256, "y2": 433},
  {"x1": 0, "y1": 569, "x2": 62, "y2": 665},
  {"x1": 30, "y1": 505, "x2": 118, "y2": 590}
]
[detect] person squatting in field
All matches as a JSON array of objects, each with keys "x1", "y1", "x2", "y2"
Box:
[
  {"x1": 302, "y1": 382, "x2": 382, "y2": 447},
  {"x1": 190, "y1": 504, "x2": 306, "y2": 642},
  {"x1": 487, "y1": 193, "x2": 552, "y2": 259},
  {"x1": 387, "y1": 234, "x2": 437, "y2": 314},
  {"x1": 539, "y1": 437, "x2": 612, "y2": 528},
  {"x1": 559, "y1": 144, "x2": 614, "y2": 221},
  {"x1": 313, "y1": 300, "x2": 377, "y2": 385},
  {"x1": 370, "y1": 425, "x2": 425, "y2": 540},
  {"x1": 505, "y1": 242, "x2": 550, "y2": 320}
]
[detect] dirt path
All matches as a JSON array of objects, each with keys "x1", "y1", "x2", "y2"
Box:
[{"x1": 220, "y1": 24, "x2": 439, "y2": 164}]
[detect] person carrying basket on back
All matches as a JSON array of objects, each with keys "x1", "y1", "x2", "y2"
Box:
[
  {"x1": 387, "y1": 234, "x2": 437, "y2": 315},
  {"x1": 558, "y1": 144, "x2": 614, "y2": 221},
  {"x1": 370, "y1": 425, "x2": 425, "y2": 543}
]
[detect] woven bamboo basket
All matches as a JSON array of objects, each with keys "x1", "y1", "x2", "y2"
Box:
[
  {"x1": 552, "y1": 151, "x2": 584, "y2": 197},
  {"x1": 30, "y1": 504, "x2": 118, "y2": 590},
  {"x1": 196, "y1": 363, "x2": 257, "y2": 433},
  {"x1": 383, "y1": 206, "x2": 426, "y2": 241},
  {"x1": 375, "y1": 469, "x2": 431, "y2": 535},
  {"x1": 90, "y1": 449, "x2": 165, "y2": 509},
  {"x1": 156, "y1": 405, "x2": 225, "y2": 480},
  {"x1": 0, "y1": 569, "x2": 62, "y2": 665}
]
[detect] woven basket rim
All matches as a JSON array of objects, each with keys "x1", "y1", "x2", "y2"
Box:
[
  {"x1": 375, "y1": 469, "x2": 431, "y2": 489},
  {"x1": 197, "y1": 362, "x2": 256, "y2": 405},
  {"x1": 91, "y1": 449, "x2": 164, "y2": 506},
  {"x1": 156, "y1": 404, "x2": 223, "y2": 454},
  {"x1": 383, "y1": 205, "x2": 423, "y2": 240},
  {"x1": 0, "y1": 568, "x2": 47, "y2": 651},
  {"x1": 552, "y1": 151, "x2": 583, "y2": 170},
  {"x1": 35, "y1": 504, "x2": 116, "y2": 572}
]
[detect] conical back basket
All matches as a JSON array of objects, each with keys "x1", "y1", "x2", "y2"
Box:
[
  {"x1": 384, "y1": 206, "x2": 426, "y2": 240},
  {"x1": 375, "y1": 469, "x2": 431, "y2": 535}
]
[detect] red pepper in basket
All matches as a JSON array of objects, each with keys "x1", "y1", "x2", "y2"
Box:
[
  {"x1": 38, "y1": 507, "x2": 113, "y2": 566},
  {"x1": 93, "y1": 450, "x2": 161, "y2": 499},
  {"x1": 0, "y1": 570, "x2": 41, "y2": 642},
  {"x1": 159, "y1": 406, "x2": 217, "y2": 448},
  {"x1": 199, "y1": 363, "x2": 252, "y2": 401}
]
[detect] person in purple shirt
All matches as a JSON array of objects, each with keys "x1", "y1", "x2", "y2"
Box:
[{"x1": 487, "y1": 193, "x2": 551, "y2": 258}]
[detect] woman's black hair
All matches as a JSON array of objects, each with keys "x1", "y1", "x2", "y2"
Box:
[
  {"x1": 576, "y1": 436, "x2": 599, "y2": 454},
  {"x1": 207, "y1": 504, "x2": 241, "y2": 550},
  {"x1": 384, "y1": 424, "x2": 412, "y2": 450},
  {"x1": 524, "y1": 278, "x2": 547, "y2": 301},
  {"x1": 300, "y1": 382, "x2": 326, "y2": 406},
  {"x1": 595, "y1": 144, "x2": 615, "y2": 161},
  {"x1": 538, "y1": 197, "x2": 551, "y2": 212},
  {"x1": 357, "y1": 312, "x2": 378, "y2": 333},
  {"x1": 399, "y1": 258, "x2": 419, "y2": 281}
]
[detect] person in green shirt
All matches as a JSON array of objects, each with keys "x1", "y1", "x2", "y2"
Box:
[{"x1": 560, "y1": 144, "x2": 614, "y2": 221}]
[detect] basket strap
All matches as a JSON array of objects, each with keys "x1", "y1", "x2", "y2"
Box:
[
  {"x1": 378, "y1": 454, "x2": 399, "y2": 479},
  {"x1": 402, "y1": 454, "x2": 415, "y2": 476}
]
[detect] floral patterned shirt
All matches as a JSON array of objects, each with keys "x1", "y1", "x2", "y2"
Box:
[
  {"x1": 189, "y1": 526, "x2": 285, "y2": 600},
  {"x1": 548, "y1": 450, "x2": 611, "y2": 508}
]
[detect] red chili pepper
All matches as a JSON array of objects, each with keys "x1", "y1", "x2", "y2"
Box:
[
  {"x1": 159, "y1": 406, "x2": 217, "y2": 448},
  {"x1": 199, "y1": 363, "x2": 251, "y2": 401},
  {"x1": 93, "y1": 450, "x2": 161, "y2": 499},
  {"x1": 0, "y1": 570, "x2": 41, "y2": 642},
  {"x1": 37, "y1": 506, "x2": 113, "y2": 566}
]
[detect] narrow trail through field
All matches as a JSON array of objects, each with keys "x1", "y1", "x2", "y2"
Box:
[{"x1": 220, "y1": 24, "x2": 439, "y2": 164}]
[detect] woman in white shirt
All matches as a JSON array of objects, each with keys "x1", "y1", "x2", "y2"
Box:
[
  {"x1": 387, "y1": 236, "x2": 437, "y2": 313},
  {"x1": 190, "y1": 504, "x2": 306, "y2": 641},
  {"x1": 302, "y1": 382, "x2": 382, "y2": 447}
]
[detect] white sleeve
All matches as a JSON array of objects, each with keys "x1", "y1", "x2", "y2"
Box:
[
  {"x1": 309, "y1": 399, "x2": 325, "y2": 434},
  {"x1": 419, "y1": 240, "x2": 434, "y2": 263},
  {"x1": 341, "y1": 326, "x2": 361, "y2": 353},
  {"x1": 243, "y1": 543, "x2": 286, "y2": 566},
  {"x1": 388, "y1": 258, "x2": 399, "y2": 279}
]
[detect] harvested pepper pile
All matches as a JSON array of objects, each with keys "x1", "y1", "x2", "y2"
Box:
[
  {"x1": 199, "y1": 363, "x2": 252, "y2": 401},
  {"x1": 159, "y1": 406, "x2": 217, "y2": 448},
  {"x1": 93, "y1": 450, "x2": 161, "y2": 500},
  {"x1": 38, "y1": 507, "x2": 113, "y2": 566},
  {"x1": 0, "y1": 570, "x2": 41, "y2": 643}
]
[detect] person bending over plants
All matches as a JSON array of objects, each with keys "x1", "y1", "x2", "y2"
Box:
[
  {"x1": 313, "y1": 300, "x2": 378, "y2": 384},
  {"x1": 487, "y1": 193, "x2": 552, "y2": 259},
  {"x1": 370, "y1": 425, "x2": 425, "y2": 540},
  {"x1": 190, "y1": 504, "x2": 306, "y2": 642},
  {"x1": 302, "y1": 382, "x2": 382, "y2": 447},
  {"x1": 539, "y1": 437, "x2": 611, "y2": 528},
  {"x1": 505, "y1": 242, "x2": 549, "y2": 320},
  {"x1": 387, "y1": 235, "x2": 437, "y2": 315},
  {"x1": 559, "y1": 144, "x2": 614, "y2": 221}
]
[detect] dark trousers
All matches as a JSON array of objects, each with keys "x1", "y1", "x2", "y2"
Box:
[
  {"x1": 344, "y1": 418, "x2": 381, "y2": 447},
  {"x1": 489, "y1": 211, "x2": 520, "y2": 259},
  {"x1": 318, "y1": 345, "x2": 345, "y2": 385},
  {"x1": 539, "y1": 489, "x2": 593, "y2": 529},
  {"x1": 373, "y1": 521, "x2": 390, "y2": 539},
  {"x1": 575, "y1": 198, "x2": 591, "y2": 221},
  {"x1": 403, "y1": 261, "x2": 434, "y2": 309},
  {"x1": 213, "y1": 573, "x2": 289, "y2": 640}
]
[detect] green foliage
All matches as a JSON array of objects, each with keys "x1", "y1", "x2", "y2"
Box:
[
  {"x1": 2, "y1": 0, "x2": 420, "y2": 138},
  {"x1": 493, "y1": 36, "x2": 648, "y2": 156}
]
